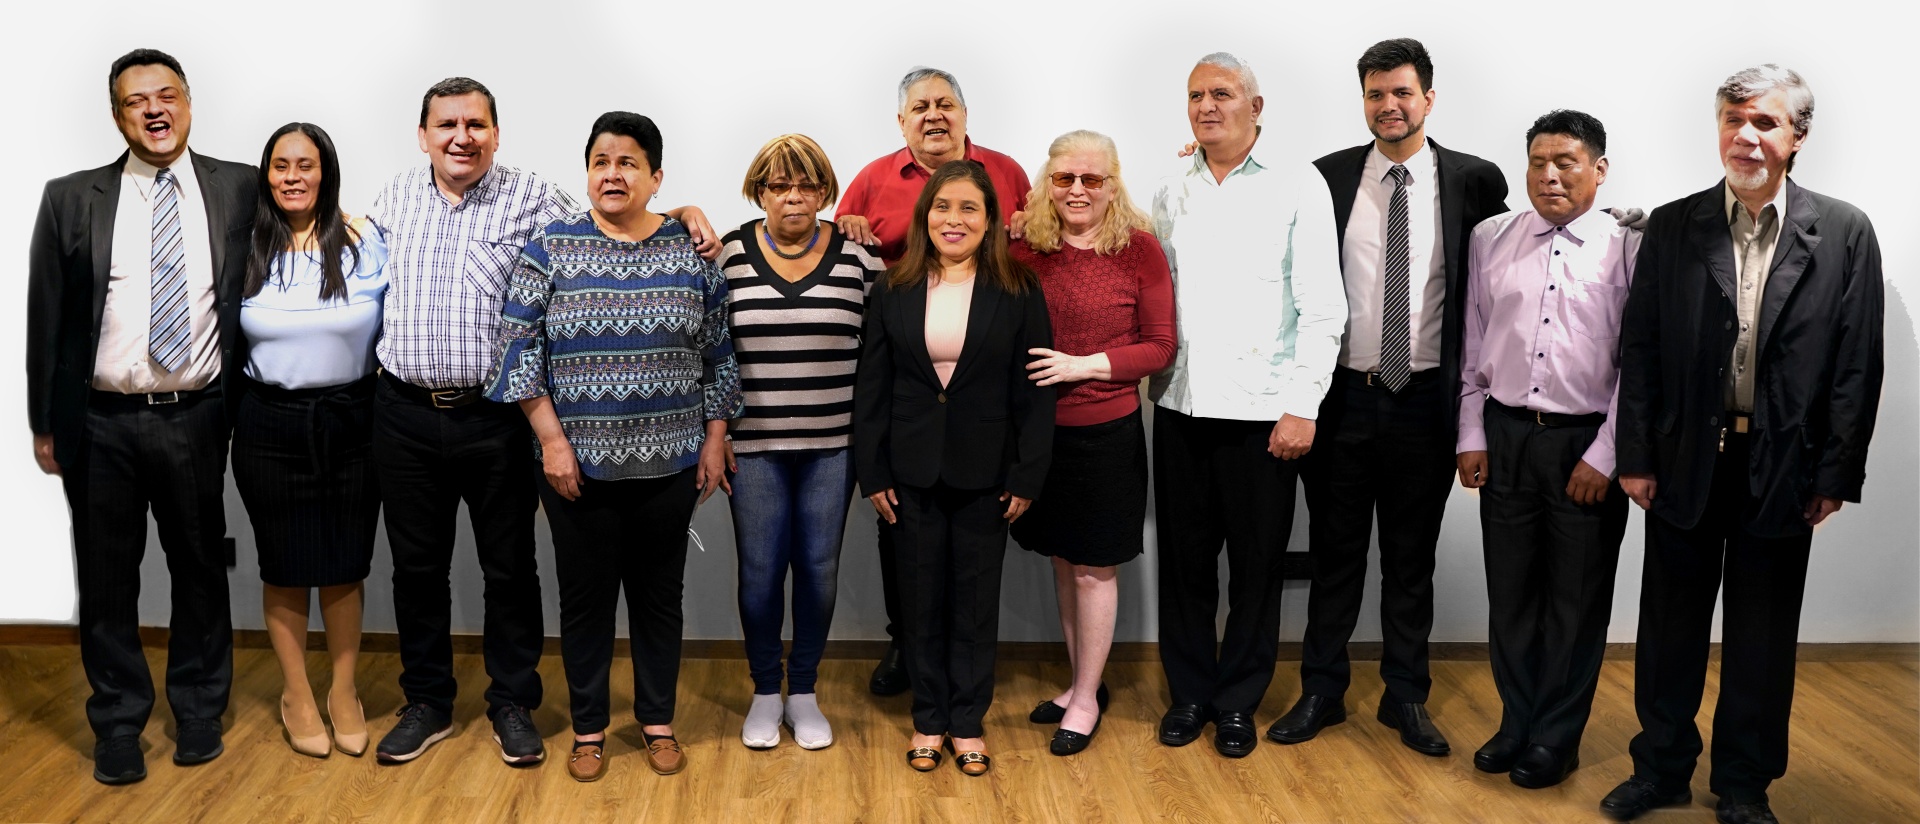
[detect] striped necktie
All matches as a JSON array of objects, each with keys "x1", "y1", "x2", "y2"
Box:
[
  {"x1": 1377, "y1": 164, "x2": 1412, "y2": 393},
  {"x1": 149, "y1": 167, "x2": 191, "y2": 372}
]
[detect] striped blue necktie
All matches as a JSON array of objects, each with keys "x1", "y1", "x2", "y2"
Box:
[
  {"x1": 1378, "y1": 164, "x2": 1412, "y2": 393},
  {"x1": 149, "y1": 167, "x2": 191, "y2": 372}
]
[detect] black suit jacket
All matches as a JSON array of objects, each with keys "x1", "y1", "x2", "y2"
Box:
[
  {"x1": 1313, "y1": 138, "x2": 1508, "y2": 430},
  {"x1": 1617, "y1": 179, "x2": 1883, "y2": 537},
  {"x1": 26, "y1": 150, "x2": 257, "y2": 466},
  {"x1": 853, "y1": 273, "x2": 1054, "y2": 499}
]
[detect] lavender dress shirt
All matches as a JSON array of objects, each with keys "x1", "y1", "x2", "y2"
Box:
[{"x1": 1457, "y1": 207, "x2": 1640, "y2": 476}]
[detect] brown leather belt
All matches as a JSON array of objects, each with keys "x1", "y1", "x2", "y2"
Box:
[{"x1": 379, "y1": 369, "x2": 485, "y2": 409}]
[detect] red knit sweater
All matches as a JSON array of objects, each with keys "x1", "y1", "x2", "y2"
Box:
[{"x1": 1011, "y1": 229, "x2": 1177, "y2": 427}]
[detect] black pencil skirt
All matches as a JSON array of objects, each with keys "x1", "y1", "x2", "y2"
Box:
[{"x1": 232, "y1": 375, "x2": 380, "y2": 587}]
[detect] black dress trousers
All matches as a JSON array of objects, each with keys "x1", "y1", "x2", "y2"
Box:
[
  {"x1": 1153, "y1": 407, "x2": 1301, "y2": 714},
  {"x1": 62, "y1": 389, "x2": 233, "y2": 741},
  {"x1": 1299, "y1": 368, "x2": 1457, "y2": 704},
  {"x1": 1629, "y1": 430, "x2": 1813, "y2": 804},
  {"x1": 1478, "y1": 401, "x2": 1628, "y2": 750},
  {"x1": 372, "y1": 376, "x2": 545, "y2": 718},
  {"x1": 893, "y1": 482, "x2": 1010, "y2": 739}
]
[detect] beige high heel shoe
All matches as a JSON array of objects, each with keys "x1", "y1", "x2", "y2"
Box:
[
  {"x1": 282, "y1": 696, "x2": 331, "y2": 758},
  {"x1": 329, "y1": 692, "x2": 368, "y2": 757}
]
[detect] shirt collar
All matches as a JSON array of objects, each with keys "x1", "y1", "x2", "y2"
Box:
[
  {"x1": 1188, "y1": 134, "x2": 1267, "y2": 180},
  {"x1": 896, "y1": 138, "x2": 976, "y2": 177},
  {"x1": 423, "y1": 161, "x2": 500, "y2": 203},
  {"x1": 1364, "y1": 139, "x2": 1432, "y2": 184},
  {"x1": 1527, "y1": 205, "x2": 1614, "y2": 243},
  {"x1": 124, "y1": 150, "x2": 193, "y2": 199},
  {"x1": 1723, "y1": 179, "x2": 1789, "y2": 226}
]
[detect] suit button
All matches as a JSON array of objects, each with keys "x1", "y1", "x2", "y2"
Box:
[
  {"x1": 1710, "y1": 416, "x2": 1719, "y2": 426},
  {"x1": 937, "y1": 392, "x2": 947, "y2": 404}
]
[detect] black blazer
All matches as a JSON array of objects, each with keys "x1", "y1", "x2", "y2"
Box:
[
  {"x1": 26, "y1": 150, "x2": 257, "y2": 466},
  {"x1": 1313, "y1": 138, "x2": 1508, "y2": 429},
  {"x1": 1617, "y1": 179, "x2": 1883, "y2": 537},
  {"x1": 853, "y1": 273, "x2": 1054, "y2": 499}
]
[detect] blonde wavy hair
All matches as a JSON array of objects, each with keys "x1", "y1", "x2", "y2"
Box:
[{"x1": 1021, "y1": 130, "x2": 1150, "y2": 256}]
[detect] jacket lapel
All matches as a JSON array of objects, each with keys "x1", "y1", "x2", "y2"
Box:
[
  {"x1": 1431, "y1": 138, "x2": 1466, "y2": 292},
  {"x1": 192, "y1": 151, "x2": 231, "y2": 286},
  {"x1": 1688, "y1": 182, "x2": 1738, "y2": 299},
  {"x1": 1328, "y1": 145, "x2": 1365, "y2": 259},
  {"x1": 899, "y1": 278, "x2": 940, "y2": 386},
  {"x1": 89, "y1": 154, "x2": 128, "y2": 334},
  {"x1": 1756, "y1": 179, "x2": 1821, "y2": 358},
  {"x1": 946, "y1": 277, "x2": 1002, "y2": 388}
]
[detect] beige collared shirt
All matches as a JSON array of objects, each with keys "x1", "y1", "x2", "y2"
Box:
[
  {"x1": 1724, "y1": 182, "x2": 1788, "y2": 413},
  {"x1": 92, "y1": 152, "x2": 220, "y2": 393}
]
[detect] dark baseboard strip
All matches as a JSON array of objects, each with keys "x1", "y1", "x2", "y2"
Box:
[{"x1": 0, "y1": 625, "x2": 1912, "y2": 663}]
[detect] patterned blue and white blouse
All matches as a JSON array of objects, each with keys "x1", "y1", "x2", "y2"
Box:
[{"x1": 484, "y1": 212, "x2": 743, "y2": 481}]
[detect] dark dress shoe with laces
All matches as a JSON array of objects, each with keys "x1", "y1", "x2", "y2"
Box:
[
  {"x1": 1509, "y1": 743, "x2": 1579, "y2": 788},
  {"x1": 869, "y1": 644, "x2": 910, "y2": 696},
  {"x1": 1049, "y1": 715, "x2": 1101, "y2": 756},
  {"x1": 1376, "y1": 702, "x2": 1450, "y2": 756},
  {"x1": 1599, "y1": 776, "x2": 1691, "y2": 821},
  {"x1": 1213, "y1": 711, "x2": 1258, "y2": 758},
  {"x1": 93, "y1": 736, "x2": 146, "y2": 785},
  {"x1": 173, "y1": 719, "x2": 224, "y2": 765},
  {"x1": 1267, "y1": 694, "x2": 1346, "y2": 744},
  {"x1": 1474, "y1": 732, "x2": 1527, "y2": 773},
  {"x1": 1158, "y1": 704, "x2": 1214, "y2": 747},
  {"x1": 1030, "y1": 683, "x2": 1110, "y2": 724},
  {"x1": 1716, "y1": 799, "x2": 1778, "y2": 824}
]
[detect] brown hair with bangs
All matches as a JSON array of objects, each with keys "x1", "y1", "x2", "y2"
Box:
[
  {"x1": 888, "y1": 160, "x2": 1036, "y2": 295},
  {"x1": 740, "y1": 133, "x2": 840, "y2": 208}
]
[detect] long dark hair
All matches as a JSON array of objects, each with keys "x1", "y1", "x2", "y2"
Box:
[
  {"x1": 246, "y1": 122, "x2": 359, "y2": 301},
  {"x1": 888, "y1": 160, "x2": 1035, "y2": 295}
]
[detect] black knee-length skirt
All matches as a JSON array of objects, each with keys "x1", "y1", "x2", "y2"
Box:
[
  {"x1": 232, "y1": 375, "x2": 380, "y2": 587},
  {"x1": 1009, "y1": 407, "x2": 1147, "y2": 567}
]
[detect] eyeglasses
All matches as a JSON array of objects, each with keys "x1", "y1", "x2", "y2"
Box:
[
  {"x1": 760, "y1": 180, "x2": 825, "y2": 197},
  {"x1": 1049, "y1": 172, "x2": 1109, "y2": 190}
]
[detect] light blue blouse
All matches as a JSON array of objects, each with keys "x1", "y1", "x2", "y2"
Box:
[{"x1": 241, "y1": 225, "x2": 390, "y2": 390}]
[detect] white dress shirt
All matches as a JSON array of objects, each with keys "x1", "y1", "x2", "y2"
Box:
[
  {"x1": 93, "y1": 152, "x2": 220, "y2": 393},
  {"x1": 1338, "y1": 141, "x2": 1444, "y2": 373},
  {"x1": 1147, "y1": 140, "x2": 1346, "y2": 422}
]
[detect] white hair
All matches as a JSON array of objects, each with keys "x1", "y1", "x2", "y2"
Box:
[
  {"x1": 897, "y1": 67, "x2": 966, "y2": 113},
  {"x1": 1194, "y1": 51, "x2": 1260, "y2": 98},
  {"x1": 1716, "y1": 64, "x2": 1814, "y2": 139}
]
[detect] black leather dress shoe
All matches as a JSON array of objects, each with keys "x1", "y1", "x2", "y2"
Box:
[
  {"x1": 869, "y1": 644, "x2": 909, "y2": 696},
  {"x1": 93, "y1": 736, "x2": 146, "y2": 785},
  {"x1": 1715, "y1": 799, "x2": 1778, "y2": 824},
  {"x1": 1213, "y1": 711, "x2": 1257, "y2": 758},
  {"x1": 1029, "y1": 683, "x2": 1110, "y2": 724},
  {"x1": 1375, "y1": 702, "x2": 1450, "y2": 756},
  {"x1": 1474, "y1": 732, "x2": 1526, "y2": 773},
  {"x1": 1048, "y1": 715, "x2": 1101, "y2": 756},
  {"x1": 1267, "y1": 694, "x2": 1346, "y2": 744},
  {"x1": 1158, "y1": 704, "x2": 1213, "y2": 747},
  {"x1": 1509, "y1": 743, "x2": 1579, "y2": 788},
  {"x1": 1599, "y1": 776, "x2": 1691, "y2": 821},
  {"x1": 173, "y1": 719, "x2": 224, "y2": 765}
]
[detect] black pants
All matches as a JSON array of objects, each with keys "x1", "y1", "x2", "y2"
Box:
[
  {"x1": 62, "y1": 389, "x2": 233, "y2": 741},
  {"x1": 539, "y1": 468, "x2": 697, "y2": 733},
  {"x1": 373, "y1": 378, "x2": 543, "y2": 717},
  {"x1": 1153, "y1": 407, "x2": 1300, "y2": 714},
  {"x1": 1299, "y1": 368, "x2": 1455, "y2": 704},
  {"x1": 876, "y1": 515, "x2": 904, "y2": 645},
  {"x1": 1480, "y1": 401, "x2": 1628, "y2": 750},
  {"x1": 1630, "y1": 431, "x2": 1812, "y2": 804},
  {"x1": 894, "y1": 482, "x2": 1009, "y2": 738}
]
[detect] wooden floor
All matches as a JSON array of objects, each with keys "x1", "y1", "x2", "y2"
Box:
[{"x1": 0, "y1": 645, "x2": 1914, "y2": 823}]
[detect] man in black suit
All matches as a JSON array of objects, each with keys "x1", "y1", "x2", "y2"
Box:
[
  {"x1": 1269, "y1": 38, "x2": 1507, "y2": 757},
  {"x1": 1600, "y1": 65, "x2": 1884, "y2": 824},
  {"x1": 25, "y1": 49, "x2": 254, "y2": 785}
]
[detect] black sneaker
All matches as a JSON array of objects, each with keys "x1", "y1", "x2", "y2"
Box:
[
  {"x1": 491, "y1": 705, "x2": 544, "y2": 765},
  {"x1": 173, "y1": 718, "x2": 225, "y2": 765},
  {"x1": 377, "y1": 702, "x2": 454, "y2": 764},
  {"x1": 93, "y1": 735, "x2": 146, "y2": 785}
]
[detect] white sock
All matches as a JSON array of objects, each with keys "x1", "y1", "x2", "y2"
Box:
[
  {"x1": 742, "y1": 693, "x2": 783, "y2": 748},
  {"x1": 784, "y1": 693, "x2": 833, "y2": 750}
]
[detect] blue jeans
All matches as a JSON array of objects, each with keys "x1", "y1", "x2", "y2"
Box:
[{"x1": 729, "y1": 447, "x2": 853, "y2": 694}]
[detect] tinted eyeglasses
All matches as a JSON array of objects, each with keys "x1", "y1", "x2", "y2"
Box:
[
  {"x1": 760, "y1": 180, "x2": 825, "y2": 197},
  {"x1": 1049, "y1": 172, "x2": 1109, "y2": 190}
]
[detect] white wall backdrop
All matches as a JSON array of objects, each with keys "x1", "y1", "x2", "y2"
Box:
[{"x1": 1, "y1": 0, "x2": 1914, "y2": 647}]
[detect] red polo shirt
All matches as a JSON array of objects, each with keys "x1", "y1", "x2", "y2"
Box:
[{"x1": 835, "y1": 139, "x2": 1032, "y2": 265}]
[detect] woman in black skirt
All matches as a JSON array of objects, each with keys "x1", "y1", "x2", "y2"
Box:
[
  {"x1": 1009, "y1": 131, "x2": 1175, "y2": 755},
  {"x1": 232, "y1": 123, "x2": 387, "y2": 758}
]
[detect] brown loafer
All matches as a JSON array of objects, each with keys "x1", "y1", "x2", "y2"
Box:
[
  {"x1": 645, "y1": 735, "x2": 685, "y2": 775},
  {"x1": 567, "y1": 740, "x2": 606, "y2": 782},
  {"x1": 945, "y1": 738, "x2": 991, "y2": 776},
  {"x1": 907, "y1": 745, "x2": 942, "y2": 772}
]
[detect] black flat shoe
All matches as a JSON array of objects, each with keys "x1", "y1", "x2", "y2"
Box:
[
  {"x1": 1267, "y1": 694, "x2": 1346, "y2": 744},
  {"x1": 1474, "y1": 732, "x2": 1527, "y2": 773},
  {"x1": 1715, "y1": 798, "x2": 1778, "y2": 824},
  {"x1": 870, "y1": 645, "x2": 909, "y2": 696},
  {"x1": 1375, "y1": 702, "x2": 1450, "y2": 756},
  {"x1": 1599, "y1": 776, "x2": 1691, "y2": 821},
  {"x1": 1213, "y1": 711, "x2": 1258, "y2": 758},
  {"x1": 1048, "y1": 715, "x2": 1101, "y2": 756},
  {"x1": 1029, "y1": 682, "x2": 1110, "y2": 724},
  {"x1": 1509, "y1": 743, "x2": 1578, "y2": 789},
  {"x1": 1158, "y1": 703, "x2": 1213, "y2": 747}
]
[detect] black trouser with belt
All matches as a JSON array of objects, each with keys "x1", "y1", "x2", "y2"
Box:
[
  {"x1": 61, "y1": 386, "x2": 233, "y2": 741},
  {"x1": 1630, "y1": 423, "x2": 1812, "y2": 805},
  {"x1": 373, "y1": 372, "x2": 544, "y2": 718},
  {"x1": 1479, "y1": 399, "x2": 1628, "y2": 751},
  {"x1": 1153, "y1": 407, "x2": 1301, "y2": 714},
  {"x1": 1299, "y1": 367, "x2": 1457, "y2": 705}
]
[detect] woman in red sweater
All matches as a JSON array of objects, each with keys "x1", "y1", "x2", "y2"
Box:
[{"x1": 1010, "y1": 131, "x2": 1176, "y2": 756}]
